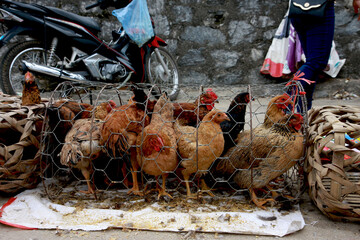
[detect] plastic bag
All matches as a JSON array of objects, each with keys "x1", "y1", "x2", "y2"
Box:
[
  {"x1": 260, "y1": 10, "x2": 291, "y2": 78},
  {"x1": 112, "y1": 0, "x2": 154, "y2": 47},
  {"x1": 323, "y1": 42, "x2": 346, "y2": 78}
]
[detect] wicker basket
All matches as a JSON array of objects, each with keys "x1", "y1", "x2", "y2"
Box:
[
  {"x1": 307, "y1": 105, "x2": 360, "y2": 221},
  {"x1": 0, "y1": 93, "x2": 47, "y2": 194}
]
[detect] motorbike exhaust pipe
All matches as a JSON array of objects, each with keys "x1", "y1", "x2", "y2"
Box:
[{"x1": 21, "y1": 61, "x2": 88, "y2": 82}]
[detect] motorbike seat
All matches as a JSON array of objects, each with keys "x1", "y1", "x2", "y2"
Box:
[{"x1": 46, "y1": 7, "x2": 101, "y2": 34}]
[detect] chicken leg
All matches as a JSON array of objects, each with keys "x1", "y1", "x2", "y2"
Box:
[
  {"x1": 127, "y1": 148, "x2": 143, "y2": 196},
  {"x1": 200, "y1": 179, "x2": 215, "y2": 197},
  {"x1": 182, "y1": 171, "x2": 199, "y2": 199},
  {"x1": 249, "y1": 187, "x2": 275, "y2": 210},
  {"x1": 80, "y1": 167, "x2": 97, "y2": 200},
  {"x1": 266, "y1": 185, "x2": 294, "y2": 200},
  {"x1": 155, "y1": 174, "x2": 173, "y2": 199}
]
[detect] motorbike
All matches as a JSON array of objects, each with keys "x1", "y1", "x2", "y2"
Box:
[{"x1": 0, "y1": 0, "x2": 180, "y2": 99}]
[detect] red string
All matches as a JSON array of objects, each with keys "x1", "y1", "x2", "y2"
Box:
[{"x1": 286, "y1": 71, "x2": 315, "y2": 112}]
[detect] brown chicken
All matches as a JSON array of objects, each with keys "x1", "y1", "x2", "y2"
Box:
[
  {"x1": 263, "y1": 93, "x2": 293, "y2": 128},
  {"x1": 172, "y1": 88, "x2": 219, "y2": 127},
  {"x1": 217, "y1": 113, "x2": 304, "y2": 209},
  {"x1": 21, "y1": 72, "x2": 41, "y2": 106},
  {"x1": 59, "y1": 101, "x2": 116, "y2": 197},
  {"x1": 51, "y1": 100, "x2": 95, "y2": 119},
  {"x1": 47, "y1": 100, "x2": 116, "y2": 144},
  {"x1": 143, "y1": 88, "x2": 218, "y2": 126},
  {"x1": 100, "y1": 86, "x2": 151, "y2": 191},
  {"x1": 135, "y1": 93, "x2": 178, "y2": 199},
  {"x1": 176, "y1": 109, "x2": 230, "y2": 198}
]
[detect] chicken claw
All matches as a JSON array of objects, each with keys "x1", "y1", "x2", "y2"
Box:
[
  {"x1": 127, "y1": 188, "x2": 144, "y2": 196},
  {"x1": 156, "y1": 188, "x2": 173, "y2": 200},
  {"x1": 127, "y1": 168, "x2": 144, "y2": 196},
  {"x1": 250, "y1": 188, "x2": 275, "y2": 210},
  {"x1": 156, "y1": 175, "x2": 173, "y2": 200},
  {"x1": 200, "y1": 179, "x2": 215, "y2": 197}
]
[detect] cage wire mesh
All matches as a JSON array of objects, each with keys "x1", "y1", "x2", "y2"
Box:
[{"x1": 39, "y1": 80, "x2": 307, "y2": 211}]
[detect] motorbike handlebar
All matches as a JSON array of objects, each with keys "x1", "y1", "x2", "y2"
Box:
[{"x1": 85, "y1": 2, "x2": 100, "y2": 10}]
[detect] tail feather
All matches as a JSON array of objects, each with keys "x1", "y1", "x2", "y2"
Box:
[
  {"x1": 215, "y1": 150, "x2": 238, "y2": 174},
  {"x1": 107, "y1": 133, "x2": 129, "y2": 157},
  {"x1": 60, "y1": 142, "x2": 83, "y2": 166}
]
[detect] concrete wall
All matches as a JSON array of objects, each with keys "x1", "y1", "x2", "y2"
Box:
[{"x1": 23, "y1": 0, "x2": 360, "y2": 88}]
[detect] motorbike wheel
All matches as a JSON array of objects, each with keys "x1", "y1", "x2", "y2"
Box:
[
  {"x1": 145, "y1": 47, "x2": 180, "y2": 100},
  {"x1": 0, "y1": 40, "x2": 61, "y2": 95}
]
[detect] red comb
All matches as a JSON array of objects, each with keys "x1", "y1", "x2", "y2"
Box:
[
  {"x1": 109, "y1": 100, "x2": 116, "y2": 106},
  {"x1": 206, "y1": 88, "x2": 218, "y2": 100}
]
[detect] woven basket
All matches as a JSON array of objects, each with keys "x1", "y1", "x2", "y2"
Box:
[
  {"x1": 0, "y1": 92, "x2": 47, "y2": 194},
  {"x1": 307, "y1": 105, "x2": 360, "y2": 221}
]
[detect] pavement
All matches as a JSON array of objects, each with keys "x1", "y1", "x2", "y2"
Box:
[{"x1": 0, "y1": 91, "x2": 359, "y2": 240}]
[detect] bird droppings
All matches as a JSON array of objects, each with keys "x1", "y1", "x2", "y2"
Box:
[{"x1": 257, "y1": 214, "x2": 277, "y2": 221}]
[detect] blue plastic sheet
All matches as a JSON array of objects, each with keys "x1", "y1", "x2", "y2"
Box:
[{"x1": 112, "y1": 0, "x2": 154, "y2": 47}]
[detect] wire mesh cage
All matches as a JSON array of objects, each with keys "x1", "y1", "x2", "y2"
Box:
[{"x1": 39, "y1": 80, "x2": 308, "y2": 211}]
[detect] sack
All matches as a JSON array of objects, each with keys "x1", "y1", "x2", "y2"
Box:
[
  {"x1": 112, "y1": 0, "x2": 154, "y2": 47},
  {"x1": 288, "y1": 0, "x2": 329, "y2": 19}
]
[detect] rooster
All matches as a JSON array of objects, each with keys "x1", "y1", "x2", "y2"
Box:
[
  {"x1": 176, "y1": 109, "x2": 230, "y2": 198},
  {"x1": 217, "y1": 113, "x2": 304, "y2": 209},
  {"x1": 59, "y1": 101, "x2": 116, "y2": 197},
  {"x1": 21, "y1": 72, "x2": 41, "y2": 106},
  {"x1": 135, "y1": 93, "x2": 178, "y2": 199},
  {"x1": 100, "y1": 85, "x2": 151, "y2": 191}
]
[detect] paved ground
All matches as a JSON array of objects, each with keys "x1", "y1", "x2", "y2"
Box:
[{"x1": 0, "y1": 95, "x2": 359, "y2": 240}]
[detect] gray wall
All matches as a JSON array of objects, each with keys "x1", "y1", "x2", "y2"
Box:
[{"x1": 24, "y1": 0, "x2": 360, "y2": 87}]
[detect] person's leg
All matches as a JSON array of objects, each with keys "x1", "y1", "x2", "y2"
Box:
[{"x1": 290, "y1": 3, "x2": 335, "y2": 109}]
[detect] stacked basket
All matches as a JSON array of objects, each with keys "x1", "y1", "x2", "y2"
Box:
[
  {"x1": 307, "y1": 105, "x2": 360, "y2": 221},
  {"x1": 0, "y1": 93, "x2": 47, "y2": 194}
]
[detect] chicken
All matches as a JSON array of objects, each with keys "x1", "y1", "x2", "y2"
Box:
[
  {"x1": 46, "y1": 100, "x2": 116, "y2": 144},
  {"x1": 263, "y1": 94, "x2": 293, "y2": 128},
  {"x1": 21, "y1": 72, "x2": 41, "y2": 106},
  {"x1": 59, "y1": 101, "x2": 116, "y2": 197},
  {"x1": 100, "y1": 85, "x2": 151, "y2": 191},
  {"x1": 221, "y1": 92, "x2": 251, "y2": 154},
  {"x1": 135, "y1": 93, "x2": 178, "y2": 199},
  {"x1": 51, "y1": 100, "x2": 95, "y2": 119},
  {"x1": 172, "y1": 88, "x2": 219, "y2": 127},
  {"x1": 203, "y1": 92, "x2": 251, "y2": 186},
  {"x1": 217, "y1": 113, "x2": 304, "y2": 209},
  {"x1": 176, "y1": 109, "x2": 230, "y2": 198},
  {"x1": 143, "y1": 88, "x2": 218, "y2": 126},
  {"x1": 100, "y1": 86, "x2": 151, "y2": 157}
]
